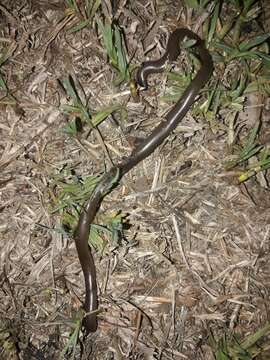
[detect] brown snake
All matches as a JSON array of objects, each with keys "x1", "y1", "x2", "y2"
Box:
[{"x1": 74, "y1": 28, "x2": 213, "y2": 333}]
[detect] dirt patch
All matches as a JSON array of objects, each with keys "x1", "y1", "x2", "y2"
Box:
[{"x1": 1, "y1": 1, "x2": 270, "y2": 359}]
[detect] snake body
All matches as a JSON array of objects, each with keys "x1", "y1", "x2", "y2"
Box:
[{"x1": 74, "y1": 28, "x2": 213, "y2": 333}]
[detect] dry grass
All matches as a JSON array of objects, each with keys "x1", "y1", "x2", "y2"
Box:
[{"x1": 1, "y1": 0, "x2": 270, "y2": 359}]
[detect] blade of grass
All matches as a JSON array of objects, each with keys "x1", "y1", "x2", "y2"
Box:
[
  {"x1": 239, "y1": 33, "x2": 270, "y2": 51},
  {"x1": 60, "y1": 316, "x2": 82, "y2": 359},
  {"x1": 86, "y1": 0, "x2": 101, "y2": 19},
  {"x1": 68, "y1": 19, "x2": 90, "y2": 33},
  {"x1": 207, "y1": 0, "x2": 221, "y2": 43}
]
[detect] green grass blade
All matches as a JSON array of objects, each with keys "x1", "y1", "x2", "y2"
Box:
[
  {"x1": 60, "y1": 318, "x2": 82, "y2": 359},
  {"x1": 229, "y1": 75, "x2": 247, "y2": 100},
  {"x1": 241, "y1": 323, "x2": 270, "y2": 349},
  {"x1": 184, "y1": 0, "x2": 199, "y2": 8},
  {"x1": 252, "y1": 51, "x2": 270, "y2": 66},
  {"x1": 215, "y1": 40, "x2": 235, "y2": 54},
  {"x1": 239, "y1": 33, "x2": 270, "y2": 51},
  {"x1": 241, "y1": 122, "x2": 260, "y2": 154},
  {"x1": 98, "y1": 21, "x2": 117, "y2": 68},
  {"x1": 86, "y1": 0, "x2": 101, "y2": 19},
  {"x1": 0, "y1": 74, "x2": 8, "y2": 92},
  {"x1": 91, "y1": 104, "x2": 122, "y2": 127},
  {"x1": 114, "y1": 26, "x2": 128, "y2": 76},
  {"x1": 61, "y1": 104, "x2": 80, "y2": 114},
  {"x1": 68, "y1": 19, "x2": 90, "y2": 33},
  {"x1": 208, "y1": 1, "x2": 221, "y2": 43},
  {"x1": 243, "y1": 0, "x2": 257, "y2": 12},
  {"x1": 64, "y1": 0, "x2": 79, "y2": 12},
  {"x1": 61, "y1": 77, "x2": 82, "y2": 105}
]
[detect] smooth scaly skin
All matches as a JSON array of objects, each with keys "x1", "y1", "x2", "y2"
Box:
[
  {"x1": 74, "y1": 28, "x2": 213, "y2": 334},
  {"x1": 74, "y1": 168, "x2": 120, "y2": 333}
]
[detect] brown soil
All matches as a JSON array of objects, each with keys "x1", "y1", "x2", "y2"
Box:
[{"x1": 1, "y1": 1, "x2": 270, "y2": 359}]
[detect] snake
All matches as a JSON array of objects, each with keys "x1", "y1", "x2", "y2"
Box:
[{"x1": 74, "y1": 28, "x2": 213, "y2": 333}]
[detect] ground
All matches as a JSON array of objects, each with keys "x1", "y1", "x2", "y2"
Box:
[{"x1": 1, "y1": 1, "x2": 270, "y2": 359}]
